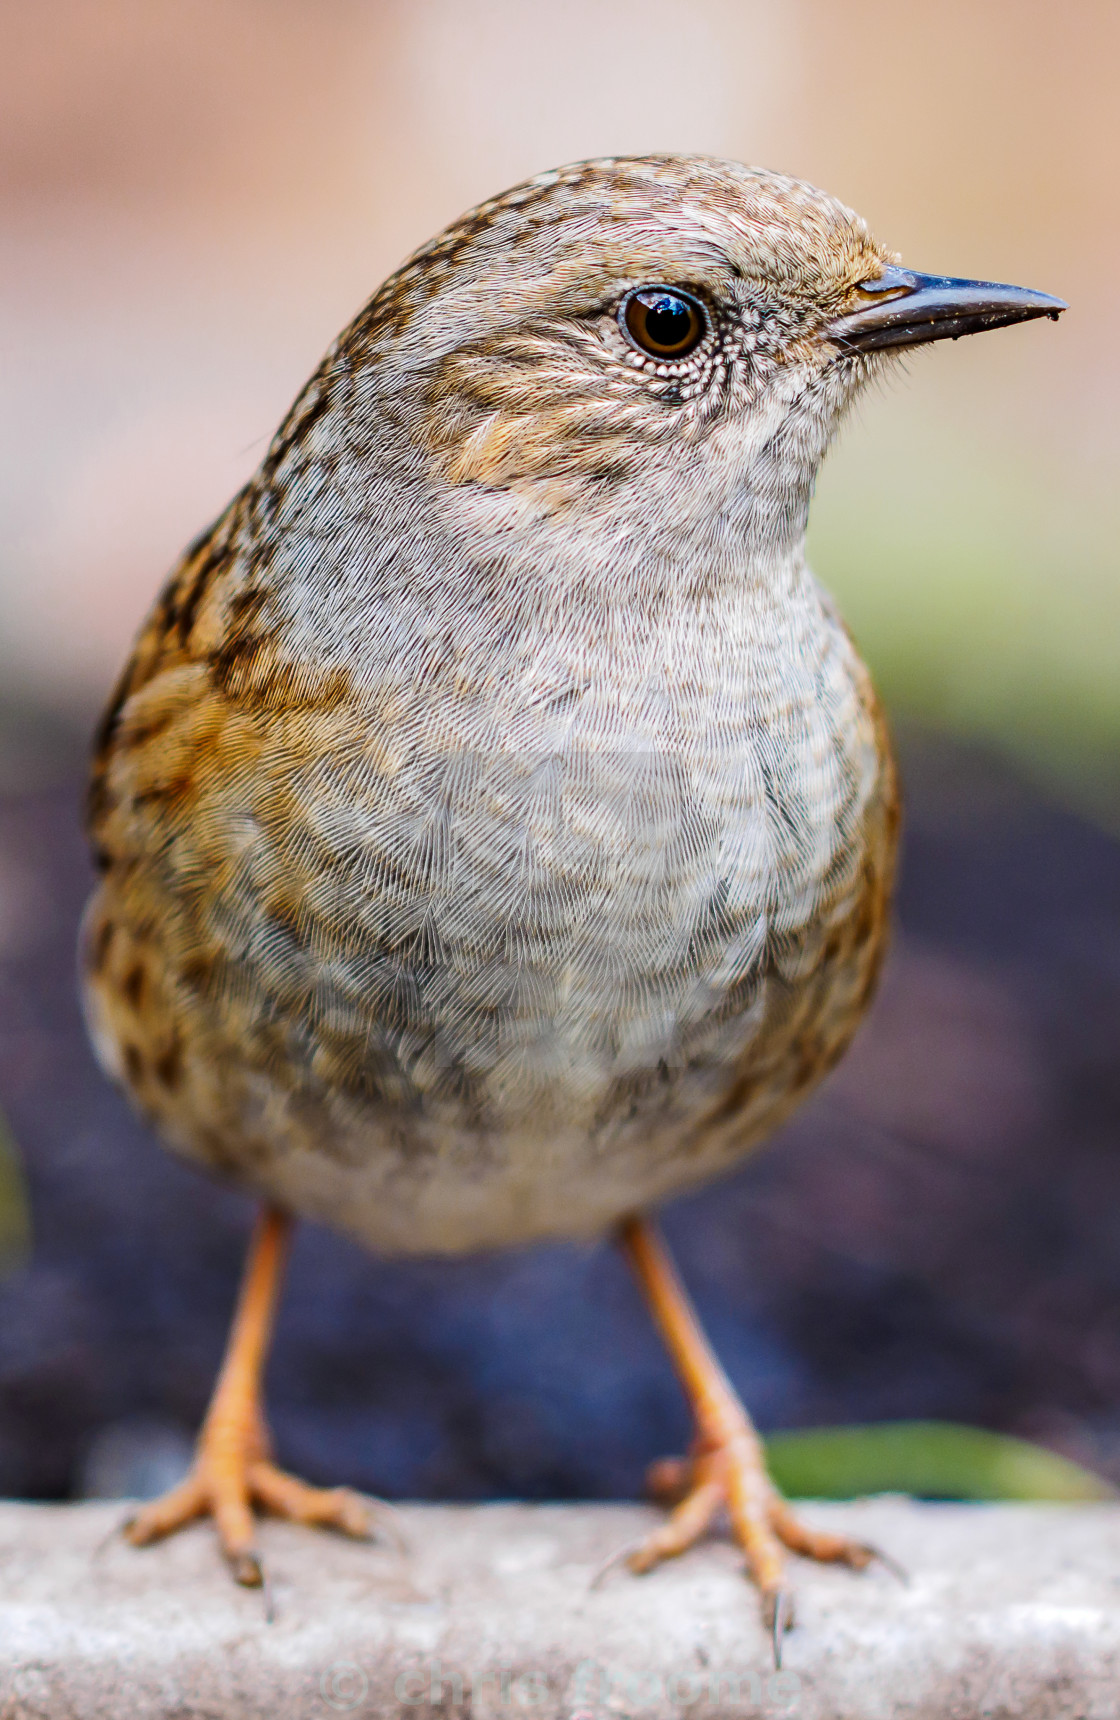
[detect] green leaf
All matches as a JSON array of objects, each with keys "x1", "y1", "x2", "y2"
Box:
[
  {"x1": 765, "y1": 1421, "x2": 1115, "y2": 1503},
  {"x1": 0, "y1": 1107, "x2": 31, "y2": 1275}
]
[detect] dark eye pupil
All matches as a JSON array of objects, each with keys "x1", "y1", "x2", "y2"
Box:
[{"x1": 644, "y1": 295, "x2": 692, "y2": 347}]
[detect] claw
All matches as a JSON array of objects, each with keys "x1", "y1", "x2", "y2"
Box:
[
  {"x1": 367, "y1": 1497, "x2": 410, "y2": 1557},
  {"x1": 768, "y1": 1588, "x2": 794, "y2": 1668},
  {"x1": 90, "y1": 1512, "x2": 130, "y2": 1565},
  {"x1": 588, "y1": 1539, "x2": 645, "y2": 1592},
  {"x1": 863, "y1": 1540, "x2": 909, "y2": 1586}
]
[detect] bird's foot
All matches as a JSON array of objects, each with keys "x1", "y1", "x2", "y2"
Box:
[
  {"x1": 616, "y1": 1217, "x2": 890, "y2": 1660},
  {"x1": 123, "y1": 1410, "x2": 375, "y2": 1587},
  {"x1": 633, "y1": 1440, "x2": 878, "y2": 1641}
]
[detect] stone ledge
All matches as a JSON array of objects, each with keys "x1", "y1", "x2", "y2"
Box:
[{"x1": 0, "y1": 1500, "x2": 1118, "y2": 1718}]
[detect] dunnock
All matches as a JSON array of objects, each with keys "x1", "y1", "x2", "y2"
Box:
[{"x1": 82, "y1": 155, "x2": 1063, "y2": 1639}]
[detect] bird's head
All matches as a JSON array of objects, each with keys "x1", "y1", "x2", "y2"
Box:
[{"x1": 329, "y1": 155, "x2": 1062, "y2": 572}]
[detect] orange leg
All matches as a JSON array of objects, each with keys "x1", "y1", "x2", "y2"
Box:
[
  {"x1": 619, "y1": 1216, "x2": 878, "y2": 1648},
  {"x1": 125, "y1": 1206, "x2": 376, "y2": 1586}
]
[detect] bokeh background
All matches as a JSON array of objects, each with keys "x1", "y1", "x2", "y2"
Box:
[{"x1": 1, "y1": 0, "x2": 1119, "y2": 1507}]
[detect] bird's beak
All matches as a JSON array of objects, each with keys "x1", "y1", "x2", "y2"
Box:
[{"x1": 827, "y1": 264, "x2": 1066, "y2": 354}]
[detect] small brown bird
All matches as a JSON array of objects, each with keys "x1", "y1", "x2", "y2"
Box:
[{"x1": 81, "y1": 155, "x2": 1063, "y2": 1637}]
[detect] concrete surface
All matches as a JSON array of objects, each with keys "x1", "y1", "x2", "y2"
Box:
[{"x1": 0, "y1": 1500, "x2": 1118, "y2": 1717}]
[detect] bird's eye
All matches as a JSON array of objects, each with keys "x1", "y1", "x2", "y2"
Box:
[{"x1": 620, "y1": 287, "x2": 707, "y2": 359}]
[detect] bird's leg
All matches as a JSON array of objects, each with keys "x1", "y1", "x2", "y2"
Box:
[
  {"x1": 125, "y1": 1205, "x2": 373, "y2": 1585},
  {"x1": 618, "y1": 1216, "x2": 877, "y2": 1635}
]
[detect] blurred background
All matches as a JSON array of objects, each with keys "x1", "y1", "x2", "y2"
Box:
[{"x1": 1, "y1": 0, "x2": 1119, "y2": 1508}]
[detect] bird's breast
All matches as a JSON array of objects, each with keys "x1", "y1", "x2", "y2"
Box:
[{"x1": 196, "y1": 569, "x2": 884, "y2": 1121}]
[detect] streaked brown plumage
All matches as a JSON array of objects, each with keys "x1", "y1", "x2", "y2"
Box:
[{"x1": 80, "y1": 155, "x2": 1063, "y2": 1638}]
